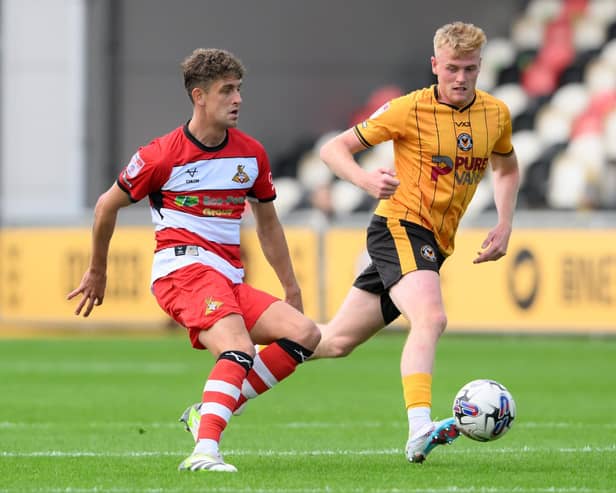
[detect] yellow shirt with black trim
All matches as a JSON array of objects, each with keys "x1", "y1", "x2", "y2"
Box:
[{"x1": 354, "y1": 85, "x2": 513, "y2": 257}]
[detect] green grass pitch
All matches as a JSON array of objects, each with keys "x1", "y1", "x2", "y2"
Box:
[{"x1": 1, "y1": 331, "x2": 615, "y2": 492}]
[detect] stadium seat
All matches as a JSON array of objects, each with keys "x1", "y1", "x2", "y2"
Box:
[
  {"x1": 584, "y1": 58, "x2": 616, "y2": 93},
  {"x1": 481, "y1": 38, "x2": 517, "y2": 90},
  {"x1": 272, "y1": 177, "x2": 306, "y2": 218},
  {"x1": 330, "y1": 179, "x2": 369, "y2": 217},
  {"x1": 587, "y1": 0, "x2": 616, "y2": 29},
  {"x1": 546, "y1": 152, "x2": 589, "y2": 209},
  {"x1": 602, "y1": 108, "x2": 616, "y2": 159},
  {"x1": 525, "y1": 0, "x2": 562, "y2": 24},
  {"x1": 296, "y1": 149, "x2": 333, "y2": 191},
  {"x1": 512, "y1": 95, "x2": 547, "y2": 131},
  {"x1": 512, "y1": 130, "x2": 543, "y2": 181},
  {"x1": 574, "y1": 16, "x2": 607, "y2": 53},
  {"x1": 492, "y1": 83, "x2": 529, "y2": 119},
  {"x1": 558, "y1": 48, "x2": 601, "y2": 85},
  {"x1": 511, "y1": 15, "x2": 545, "y2": 50},
  {"x1": 535, "y1": 104, "x2": 572, "y2": 145},
  {"x1": 521, "y1": 60, "x2": 560, "y2": 97},
  {"x1": 598, "y1": 160, "x2": 616, "y2": 207},
  {"x1": 550, "y1": 82, "x2": 590, "y2": 119},
  {"x1": 563, "y1": 0, "x2": 589, "y2": 17},
  {"x1": 519, "y1": 142, "x2": 567, "y2": 208},
  {"x1": 600, "y1": 38, "x2": 616, "y2": 67}
]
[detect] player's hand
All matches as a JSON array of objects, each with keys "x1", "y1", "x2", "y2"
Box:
[
  {"x1": 66, "y1": 270, "x2": 107, "y2": 317},
  {"x1": 473, "y1": 223, "x2": 512, "y2": 264},
  {"x1": 362, "y1": 168, "x2": 400, "y2": 199}
]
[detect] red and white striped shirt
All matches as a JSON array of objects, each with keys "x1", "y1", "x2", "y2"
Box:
[{"x1": 117, "y1": 123, "x2": 276, "y2": 285}]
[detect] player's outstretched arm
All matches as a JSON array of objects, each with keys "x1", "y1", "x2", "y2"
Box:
[
  {"x1": 319, "y1": 129, "x2": 399, "y2": 199},
  {"x1": 474, "y1": 151, "x2": 520, "y2": 264},
  {"x1": 251, "y1": 200, "x2": 303, "y2": 313},
  {"x1": 67, "y1": 183, "x2": 132, "y2": 316}
]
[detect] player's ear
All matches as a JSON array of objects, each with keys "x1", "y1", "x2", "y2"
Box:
[
  {"x1": 192, "y1": 86, "x2": 206, "y2": 106},
  {"x1": 430, "y1": 56, "x2": 438, "y2": 75}
]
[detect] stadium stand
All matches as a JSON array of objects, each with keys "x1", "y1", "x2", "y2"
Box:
[{"x1": 271, "y1": 0, "x2": 616, "y2": 221}]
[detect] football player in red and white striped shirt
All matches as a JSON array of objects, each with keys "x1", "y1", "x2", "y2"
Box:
[{"x1": 68, "y1": 48, "x2": 320, "y2": 473}]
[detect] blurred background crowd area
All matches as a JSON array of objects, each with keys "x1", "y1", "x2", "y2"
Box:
[
  {"x1": 2, "y1": 0, "x2": 616, "y2": 227},
  {"x1": 271, "y1": 0, "x2": 616, "y2": 225}
]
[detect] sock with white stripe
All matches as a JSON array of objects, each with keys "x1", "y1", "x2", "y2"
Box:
[
  {"x1": 194, "y1": 350, "x2": 253, "y2": 455},
  {"x1": 234, "y1": 339, "x2": 313, "y2": 411}
]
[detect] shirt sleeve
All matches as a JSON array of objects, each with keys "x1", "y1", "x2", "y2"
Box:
[
  {"x1": 117, "y1": 141, "x2": 170, "y2": 202},
  {"x1": 248, "y1": 144, "x2": 276, "y2": 202},
  {"x1": 492, "y1": 102, "x2": 514, "y2": 155},
  {"x1": 353, "y1": 95, "x2": 411, "y2": 147}
]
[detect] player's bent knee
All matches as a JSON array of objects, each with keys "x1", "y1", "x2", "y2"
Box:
[{"x1": 297, "y1": 318, "x2": 321, "y2": 350}]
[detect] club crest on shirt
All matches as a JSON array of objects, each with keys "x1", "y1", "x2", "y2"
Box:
[
  {"x1": 232, "y1": 164, "x2": 250, "y2": 184},
  {"x1": 457, "y1": 133, "x2": 473, "y2": 151},
  {"x1": 420, "y1": 244, "x2": 437, "y2": 263},
  {"x1": 205, "y1": 297, "x2": 223, "y2": 315}
]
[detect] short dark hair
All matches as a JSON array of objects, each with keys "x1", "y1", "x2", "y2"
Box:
[{"x1": 181, "y1": 48, "x2": 245, "y2": 103}]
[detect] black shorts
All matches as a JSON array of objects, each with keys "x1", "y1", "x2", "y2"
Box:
[{"x1": 353, "y1": 215, "x2": 446, "y2": 325}]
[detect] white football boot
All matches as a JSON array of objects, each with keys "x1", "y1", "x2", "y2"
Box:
[
  {"x1": 405, "y1": 417, "x2": 460, "y2": 463},
  {"x1": 178, "y1": 452, "x2": 237, "y2": 472}
]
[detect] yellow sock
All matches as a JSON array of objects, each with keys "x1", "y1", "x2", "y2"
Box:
[{"x1": 402, "y1": 372, "x2": 432, "y2": 409}]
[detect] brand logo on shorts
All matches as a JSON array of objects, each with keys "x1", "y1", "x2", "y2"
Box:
[
  {"x1": 420, "y1": 244, "x2": 437, "y2": 263},
  {"x1": 204, "y1": 297, "x2": 223, "y2": 315}
]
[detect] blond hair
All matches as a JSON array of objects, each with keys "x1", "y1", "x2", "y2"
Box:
[
  {"x1": 181, "y1": 48, "x2": 245, "y2": 103},
  {"x1": 433, "y1": 22, "x2": 486, "y2": 56}
]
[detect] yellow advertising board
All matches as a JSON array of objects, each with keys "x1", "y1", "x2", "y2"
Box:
[
  {"x1": 0, "y1": 227, "x2": 165, "y2": 326},
  {"x1": 323, "y1": 228, "x2": 369, "y2": 320},
  {"x1": 240, "y1": 228, "x2": 319, "y2": 321},
  {"x1": 0, "y1": 226, "x2": 319, "y2": 329},
  {"x1": 324, "y1": 228, "x2": 616, "y2": 333},
  {"x1": 443, "y1": 229, "x2": 616, "y2": 332},
  {"x1": 2, "y1": 226, "x2": 615, "y2": 333}
]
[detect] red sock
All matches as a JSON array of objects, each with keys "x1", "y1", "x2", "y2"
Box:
[
  {"x1": 236, "y1": 340, "x2": 311, "y2": 409},
  {"x1": 198, "y1": 354, "x2": 250, "y2": 442}
]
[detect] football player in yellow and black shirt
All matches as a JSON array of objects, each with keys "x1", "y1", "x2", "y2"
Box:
[{"x1": 314, "y1": 21, "x2": 520, "y2": 463}]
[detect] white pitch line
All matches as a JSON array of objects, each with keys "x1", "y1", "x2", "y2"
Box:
[
  {"x1": 1, "y1": 445, "x2": 615, "y2": 458},
  {"x1": 1, "y1": 421, "x2": 615, "y2": 430},
  {"x1": 0, "y1": 362, "x2": 188, "y2": 375},
  {"x1": 0, "y1": 486, "x2": 605, "y2": 493}
]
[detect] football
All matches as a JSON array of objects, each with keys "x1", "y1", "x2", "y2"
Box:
[{"x1": 452, "y1": 379, "x2": 516, "y2": 442}]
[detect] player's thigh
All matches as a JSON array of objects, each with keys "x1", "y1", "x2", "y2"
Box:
[
  {"x1": 197, "y1": 313, "x2": 255, "y2": 358},
  {"x1": 238, "y1": 284, "x2": 319, "y2": 348},
  {"x1": 249, "y1": 300, "x2": 319, "y2": 347},
  {"x1": 389, "y1": 270, "x2": 446, "y2": 328},
  {"x1": 320, "y1": 286, "x2": 384, "y2": 348}
]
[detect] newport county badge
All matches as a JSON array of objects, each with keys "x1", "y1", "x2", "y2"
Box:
[
  {"x1": 420, "y1": 244, "x2": 437, "y2": 263},
  {"x1": 457, "y1": 133, "x2": 473, "y2": 151}
]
